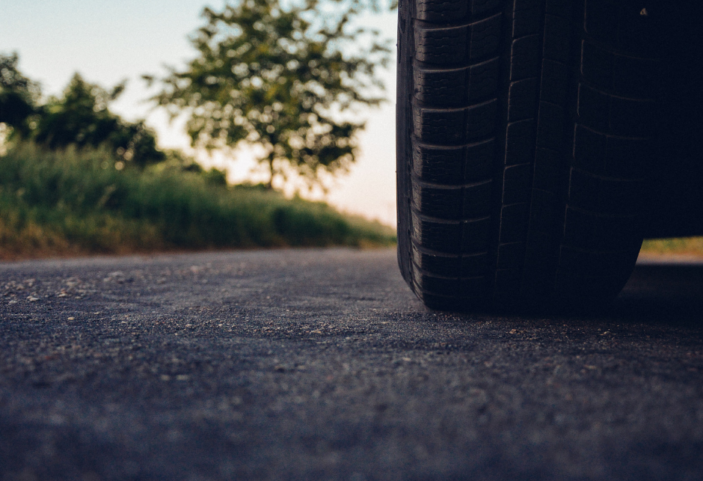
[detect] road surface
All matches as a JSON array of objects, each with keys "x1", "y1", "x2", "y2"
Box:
[{"x1": 1, "y1": 249, "x2": 702, "y2": 480}]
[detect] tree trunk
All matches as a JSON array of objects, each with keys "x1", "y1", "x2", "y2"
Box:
[{"x1": 266, "y1": 156, "x2": 275, "y2": 190}]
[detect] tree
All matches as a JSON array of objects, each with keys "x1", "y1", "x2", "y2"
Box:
[
  {"x1": 33, "y1": 73, "x2": 165, "y2": 168},
  {"x1": 0, "y1": 53, "x2": 40, "y2": 137},
  {"x1": 330, "y1": 0, "x2": 397, "y2": 13},
  {"x1": 146, "y1": 0, "x2": 390, "y2": 189}
]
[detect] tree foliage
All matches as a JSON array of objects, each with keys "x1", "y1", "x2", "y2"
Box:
[
  {"x1": 1, "y1": 54, "x2": 165, "y2": 169},
  {"x1": 33, "y1": 74, "x2": 164, "y2": 168},
  {"x1": 330, "y1": 0, "x2": 397, "y2": 13},
  {"x1": 147, "y1": 0, "x2": 391, "y2": 189},
  {"x1": 0, "y1": 53, "x2": 40, "y2": 136}
]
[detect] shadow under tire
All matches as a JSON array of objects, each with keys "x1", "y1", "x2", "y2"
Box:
[{"x1": 396, "y1": 0, "x2": 661, "y2": 311}]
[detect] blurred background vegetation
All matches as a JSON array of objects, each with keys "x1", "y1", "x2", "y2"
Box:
[
  {"x1": 0, "y1": 145, "x2": 393, "y2": 259},
  {"x1": 0, "y1": 0, "x2": 396, "y2": 259}
]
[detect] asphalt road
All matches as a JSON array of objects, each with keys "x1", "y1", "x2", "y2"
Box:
[{"x1": 1, "y1": 248, "x2": 702, "y2": 480}]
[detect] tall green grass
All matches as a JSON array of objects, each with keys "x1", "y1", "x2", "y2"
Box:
[
  {"x1": 640, "y1": 237, "x2": 703, "y2": 257},
  {"x1": 0, "y1": 144, "x2": 395, "y2": 259}
]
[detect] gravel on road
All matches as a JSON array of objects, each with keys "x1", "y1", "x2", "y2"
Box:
[{"x1": 1, "y1": 248, "x2": 702, "y2": 480}]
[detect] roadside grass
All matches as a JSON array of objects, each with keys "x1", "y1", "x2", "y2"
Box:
[
  {"x1": 0, "y1": 144, "x2": 395, "y2": 259},
  {"x1": 640, "y1": 237, "x2": 703, "y2": 257}
]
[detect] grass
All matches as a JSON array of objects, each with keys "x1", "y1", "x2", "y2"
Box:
[
  {"x1": 640, "y1": 237, "x2": 703, "y2": 257},
  {"x1": 0, "y1": 144, "x2": 395, "y2": 260}
]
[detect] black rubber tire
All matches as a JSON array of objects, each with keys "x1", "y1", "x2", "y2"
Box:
[{"x1": 396, "y1": 0, "x2": 661, "y2": 311}]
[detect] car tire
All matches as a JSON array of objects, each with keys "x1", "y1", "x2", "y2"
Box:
[{"x1": 396, "y1": 0, "x2": 660, "y2": 311}]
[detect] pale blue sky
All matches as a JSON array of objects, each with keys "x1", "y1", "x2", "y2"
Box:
[{"x1": 1, "y1": 1, "x2": 398, "y2": 225}]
